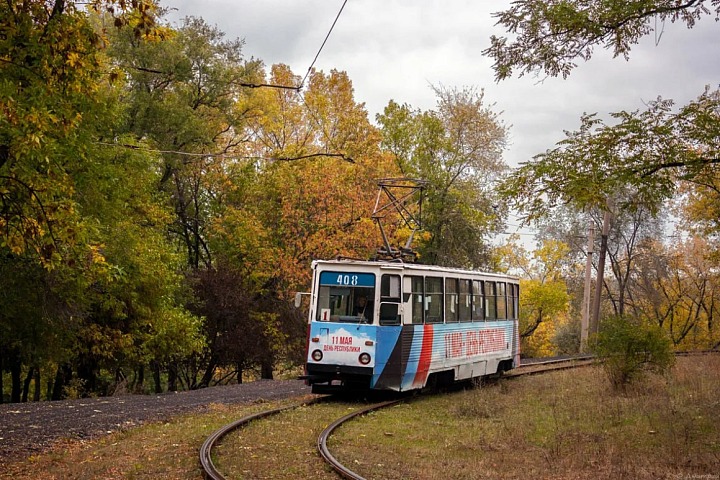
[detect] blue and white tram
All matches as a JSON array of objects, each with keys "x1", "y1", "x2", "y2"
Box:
[{"x1": 302, "y1": 259, "x2": 520, "y2": 393}]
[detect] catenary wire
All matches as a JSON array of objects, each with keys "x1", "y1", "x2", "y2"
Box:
[{"x1": 300, "y1": 0, "x2": 348, "y2": 89}]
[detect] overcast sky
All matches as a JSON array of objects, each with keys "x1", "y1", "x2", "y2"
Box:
[{"x1": 165, "y1": 0, "x2": 719, "y2": 170}]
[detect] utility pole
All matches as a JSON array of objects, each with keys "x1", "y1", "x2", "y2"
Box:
[
  {"x1": 580, "y1": 225, "x2": 594, "y2": 352},
  {"x1": 591, "y1": 208, "x2": 612, "y2": 336}
]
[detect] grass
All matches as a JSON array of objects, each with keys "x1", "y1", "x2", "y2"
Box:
[
  {"x1": 331, "y1": 356, "x2": 720, "y2": 479},
  {"x1": 2, "y1": 356, "x2": 718, "y2": 479},
  {"x1": 214, "y1": 402, "x2": 353, "y2": 479},
  {"x1": 0, "y1": 397, "x2": 313, "y2": 480}
]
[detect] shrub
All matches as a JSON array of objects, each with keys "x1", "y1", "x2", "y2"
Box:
[{"x1": 590, "y1": 315, "x2": 674, "y2": 391}]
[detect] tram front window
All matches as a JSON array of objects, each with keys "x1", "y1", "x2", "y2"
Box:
[{"x1": 315, "y1": 272, "x2": 376, "y2": 323}]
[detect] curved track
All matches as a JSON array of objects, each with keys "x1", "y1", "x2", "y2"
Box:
[
  {"x1": 317, "y1": 399, "x2": 403, "y2": 480},
  {"x1": 315, "y1": 356, "x2": 596, "y2": 479},
  {"x1": 199, "y1": 399, "x2": 323, "y2": 480},
  {"x1": 199, "y1": 356, "x2": 595, "y2": 479}
]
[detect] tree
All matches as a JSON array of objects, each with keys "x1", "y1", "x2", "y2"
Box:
[
  {"x1": 107, "y1": 14, "x2": 264, "y2": 270},
  {"x1": 604, "y1": 199, "x2": 665, "y2": 317},
  {"x1": 377, "y1": 86, "x2": 508, "y2": 268},
  {"x1": 487, "y1": 0, "x2": 720, "y2": 351},
  {"x1": 632, "y1": 235, "x2": 720, "y2": 350},
  {"x1": 591, "y1": 314, "x2": 674, "y2": 391},
  {"x1": 0, "y1": 1, "x2": 166, "y2": 268},
  {"x1": 0, "y1": 2, "x2": 207, "y2": 401},
  {"x1": 100, "y1": 15, "x2": 269, "y2": 389},
  {"x1": 1, "y1": 1, "x2": 105, "y2": 268},
  {"x1": 499, "y1": 90, "x2": 720, "y2": 223},
  {"x1": 485, "y1": 0, "x2": 719, "y2": 81},
  {"x1": 487, "y1": 0, "x2": 720, "y2": 224},
  {"x1": 679, "y1": 171, "x2": 720, "y2": 258},
  {"x1": 497, "y1": 237, "x2": 572, "y2": 356},
  {"x1": 209, "y1": 67, "x2": 396, "y2": 380}
]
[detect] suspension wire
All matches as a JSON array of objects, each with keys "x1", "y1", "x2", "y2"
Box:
[
  {"x1": 289, "y1": 0, "x2": 353, "y2": 166},
  {"x1": 300, "y1": 0, "x2": 348, "y2": 89},
  {"x1": 239, "y1": 82, "x2": 299, "y2": 91},
  {"x1": 96, "y1": 141, "x2": 353, "y2": 162},
  {"x1": 104, "y1": 2, "x2": 351, "y2": 161}
]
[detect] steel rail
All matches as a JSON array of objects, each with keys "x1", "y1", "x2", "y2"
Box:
[
  {"x1": 519, "y1": 354, "x2": 595, "y2": 366},
  {"x1": 317, "y1": 399, "x2": 404, "y2": 480},
  {"x1": 201, "y1": 353, "x2": 717, "y2": 479},
  {"x1": 508, "y1": 356, "x2": 596, "y2": 377},
  {"x1": 199, "y1": 398, "x2": 323, "y2": 480},
  {"x1": 316, "y1": 358, "x2": 597, "y2": 479}
]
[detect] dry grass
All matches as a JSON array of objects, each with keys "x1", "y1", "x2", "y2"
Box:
[
  {"x1": 2, "y1": 357, "x2": 718, "y2": 479},
  {"x1": 332, "y1": 356, "x2": 720, "y2": 479},
  {"x1": 0, "y1": 398, "x2": 308, "y2": 480},
  {"x1": 214, "y1": 402, "x2": 351, "y2": 479}
]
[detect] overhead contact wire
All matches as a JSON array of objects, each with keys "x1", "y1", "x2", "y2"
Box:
[{"x1": 300, "y1": 0, "x2": 348, "y2": 89}]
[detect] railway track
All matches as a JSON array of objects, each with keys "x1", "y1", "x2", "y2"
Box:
[
  {"x1": 199, "y1": 356, "x2": 594, "y2": 480},
  {"x1": 199, "y1": 399, "x2": 326, "y2": 480}
]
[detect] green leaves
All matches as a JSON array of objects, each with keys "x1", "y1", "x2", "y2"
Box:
[
  {"x1": 377, "y1": 86, "x2": 508, "y2": 267},
  {"x1": 499, "y1": 89, "x2": 720, "y2": 222},
  {"x1": 0, "y1": 3, "x2": 104, "y2": 267},
  {"x1": 591, "y1": 314, "x2": 674, "y2": 390},
  {"x1": 485, "y1": 0, "x2": 718, "y2": 80}
]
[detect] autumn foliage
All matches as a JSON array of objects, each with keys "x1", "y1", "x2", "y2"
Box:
[
  {"x1": 3, "y1": 0, "x2": 720, "y2": 403},
  {"x1": 0, "y1": 2, "x2": 408, "y2": 401}
]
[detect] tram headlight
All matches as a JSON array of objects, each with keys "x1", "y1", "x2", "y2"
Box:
[
  {"x1": 358, "y1": 353, "x2": 371, "y2": 365},
  {"x1": 311, "y1": 349, "x2": 323, "y2": 362}
]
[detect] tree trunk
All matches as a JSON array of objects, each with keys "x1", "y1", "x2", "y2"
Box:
[
  {"x1": 33, "y1": 368, "x2": 41, "y2": 401},
  {"x1": 151, "y1": 361, "x2": 163, "y2": 394},
  {"x1": 167, "y1": 362, "x2": 178, "y2": 392},
  {"x1": 51, "y1": 364, "x2": 72, "y2": 401},
  {"x1": 0, "y1": 349, "x2": 4, "y2": 404},
  {"x1": 260, "y1": 359, "x2": 274, "y2": 380},
  {"x1": 199, "y1": 357, "x2": 217, "y2": 389},
  {"x1": 10, "y1": 355, "x2": 21, "y2": 403},
  {"x1": 46, "y1": 375, "x2": 53, "y2": 401},
  {"x1": 22, "y1": 366, "x2": 34, "y2": 402},
  {"x1": 76, "y1": 356, "x2": 97, "y2": 397},
  {"x1": 51, "y1": 366, "x2": 64, "y2": 401},
  {"x1": 591, "y1": 209, "x2": 611, "y2": 335},
  {"x1": 135, "y1": 365, "x2": 145, "y2": 393},
  {"x1": 237, "y1": 362, "x2": 243, "y2": 384}
]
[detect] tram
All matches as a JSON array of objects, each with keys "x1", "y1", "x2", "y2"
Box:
[{"x1": 301, "y1": 259, "x2": 520, "y2": 393}]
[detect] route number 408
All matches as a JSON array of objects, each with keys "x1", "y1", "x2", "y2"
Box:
[{"x1": 336, "y1": 274, "x2": 358, "y2": 286}]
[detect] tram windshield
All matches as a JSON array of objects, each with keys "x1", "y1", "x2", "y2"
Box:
[{"x1": 316, "y1": 271, "x2": 375, "y2": 323}]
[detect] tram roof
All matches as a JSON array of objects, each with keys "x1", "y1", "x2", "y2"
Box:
[{"x1": 311, "y1": 258, "x2": 520, "y2": 281}]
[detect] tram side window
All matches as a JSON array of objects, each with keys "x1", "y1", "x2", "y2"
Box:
[
  {"x1": 485, "y1": 281, "x2": 497, "y2": 320},
  {"x1": 497, "y1": 282, "x2": 507, "y2": 319},
  {"x1": 425, "y1": 277, "x2": 444, "y2": 324},
  {"x1": 410, "y1": 276, "x2": 424, "y2": 324},
  {"x1": 471, "y1": 280, "x2": 484, "y2": 321},
  {"x1": 507, "y1": 283, "x2": 517, "y2": 319},
  {"x1": 379, "y1": 274, "x2": 401, "y2": 325},
  {"x1": 458, "y1": 279, "x2": 472, "y2": 322},
  {"x1": 445, "y1": 278, "x2": 459, "y2": 323},
  {"x1": 511, "y1": 283, "x2": 520, "y2": 319}
]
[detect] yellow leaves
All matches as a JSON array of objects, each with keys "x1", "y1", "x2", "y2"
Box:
[
  {"x1": 67, "y1": 51, "x2": 81, "y2": 67},
  {"x1": 498, "y1": 237, "x2": 571, "y2": 281},
  {"x1": 83, "y1": 323, "x2": 134, "y2": 359},
  {"x1": 522, "y1": 315, "x2": 561, "y2": 357},
  {"x1": 89, "y1": 244, "x2": 107, "y2": 264}
]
